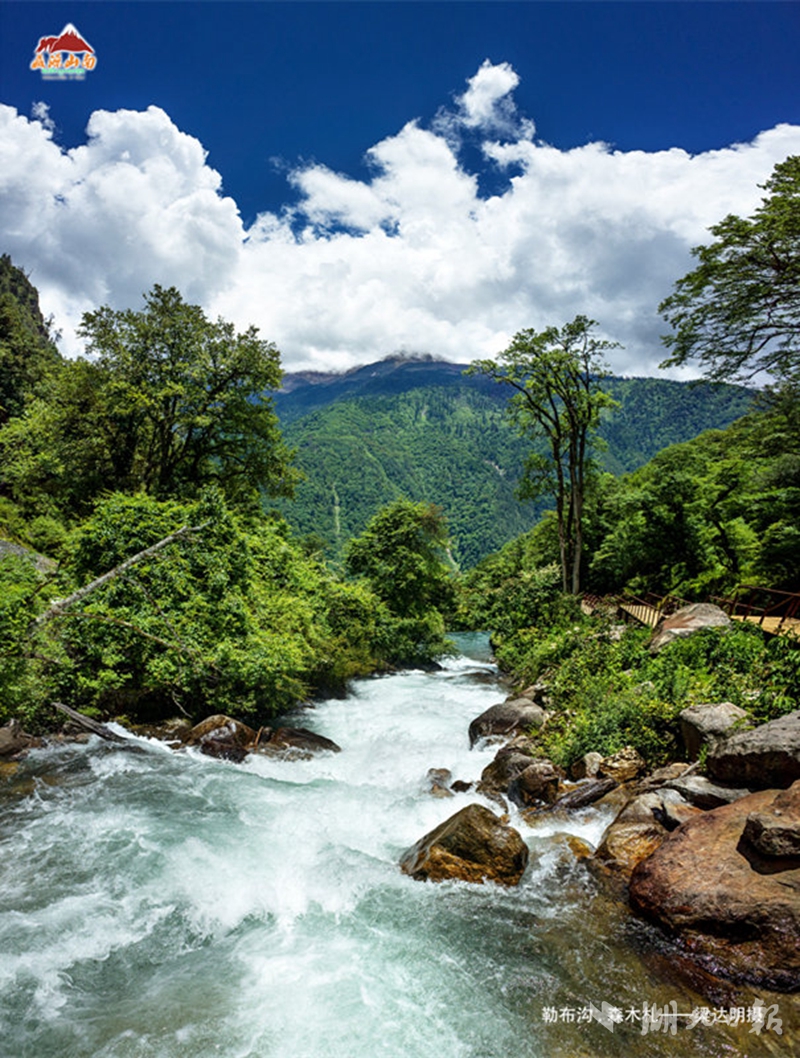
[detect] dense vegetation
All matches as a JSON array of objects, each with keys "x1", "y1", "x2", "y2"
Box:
[
  {"x1": 274, "y1": 367, "x2": 753, "y2": 567},
  {"x1": 0, "y1": 262, "x2": 454, "y2": 732}
]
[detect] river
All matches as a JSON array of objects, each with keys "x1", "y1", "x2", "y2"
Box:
[{"x1": 0, "y1": 634, "x2": 794, "y2": 1057}]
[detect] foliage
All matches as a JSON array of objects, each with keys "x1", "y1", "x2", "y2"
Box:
[
  {"x1": 467, "y1": 316, "x2": 619, "y2": 593},
  {"x1": 0, "y1": 254, "x2": 60, "y2": 426},
  {"x1": 586, "y1": 398, "x2": 800, "y2": 595},
  {"x1": 344, "y1": 498, "x2": 455, "y2": 664},
  {"x1": 1, "y1": 492, "x2": 401, "y2": 727},
  {"x1": 0, "y1": 286, "x2": 298, "y2": 519},
  {"x1": 660, "y1": 155, "x2": 800, "y2": 385},
  {"x1": 272, "y1": 368, "x2": 753, "y2": 569}
]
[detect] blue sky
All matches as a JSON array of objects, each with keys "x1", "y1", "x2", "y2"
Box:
[{"x1": 1, "y1": 2, "x2": 799, "y2": 374}]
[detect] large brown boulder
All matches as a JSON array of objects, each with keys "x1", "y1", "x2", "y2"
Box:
[
  {"x1": 185, "y1": 715, "x2": 257, "y2": 748},
  {"x1": 707, "y1": 709, "x2": 800, "y2": 789},
  {"x1": 648, "y1": 602, "x2": 730, "y2": 654},
  {"x1": 0, "y1": 720, "x2": 41, "y2": 759},
  {"x1": 400, "y1": 804, "x2": 529, "y2": 886},
  {"x1": 597, "y1": 746, "x2": 646, "y2": 783},
  {"x1": 742, "y1": 780, "x2": 800, "y2": 857},
  {"x1": 468, "y1": 698, "x2": 546, "y2": 748},
  {"x1": 629, "y1": 788, "x2": 800, "y2": 991}
]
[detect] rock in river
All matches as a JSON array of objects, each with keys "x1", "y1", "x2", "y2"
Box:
[
  {"x1": 629, "y1": 787, "x2": 800, "y2": 991},
  {"x1": 400, "y1": 804, "x2": 529, "y2": 886}
]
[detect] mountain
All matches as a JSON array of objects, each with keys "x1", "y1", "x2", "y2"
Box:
[{"x1": 271, "y1": 356, "x2": 756, "y2": 567}]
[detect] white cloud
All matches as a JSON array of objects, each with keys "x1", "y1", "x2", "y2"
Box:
[{"x1": 2, "y1": 66, "x2": 800, "y2": 378}]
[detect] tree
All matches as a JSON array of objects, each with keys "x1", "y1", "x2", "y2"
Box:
[
  {"x1": 344, "y1": 498, "x2": 455, "y2": 663},
  {"x1": 660, "y1": 155, "x2": 800, "y2": 385},
  {"x1": 468, "y1": 316, "x2": 618, "y2": 595},
  {"x1": 0, "y1": 286, "x2": 298, "y2": 517}
]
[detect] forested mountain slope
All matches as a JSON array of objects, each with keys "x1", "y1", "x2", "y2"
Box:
[{"x1": 273, "y1": 357, "x2": 754, "y2": 566}]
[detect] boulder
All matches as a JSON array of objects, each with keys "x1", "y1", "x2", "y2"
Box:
[
  {"x1": 0, "y1": 720, "x2": 40, "y2": 759},
  {"x1": 477, "y1": 748, "x2": 534, "y2": 799},
  {"x1": 400, "y1": 804, "x2": 529, "y2": 886},
  {"x1": 629, "y1": 788, "x2": 800, "y2": 991},
  {"x1": 598, "y1": 746, "x2": 646, "y2": 783},
  {"x1": 648, "y1": 603, "x2": 730, "y2": 654},
  {"x1": 637, "y1": 762, "x2": 692, "y2": 790},
  {"x1": 742, "y1": 780, "x2": 800, "y2": 858},
  {"x1": 507, "y1": 760, "x2": 562, "y2": 807},
  {"x1": 591, "y1": 821, "x2": 668, "y2": 880},
  {"x1": 569, "y1": 751, "x2": 603, "y2": 781},
  {"x1": 707, "y1": 710, "x2": 800, "y2": 789},
  {"x1": 679, "y1": 702, "x2": 749, "y2": 760},
  {"x1": 468, "y1": 698, "x2": 546, "y2": 748},
  {"x1": 185, "y1": 715, "x2": 257, "y2": 748},
  {"x1": 663, "y1": 774, "x2": 753, "y2": 810},
  {"x1": 255, "y1": 726, "x2": 341, "y2": 760}
]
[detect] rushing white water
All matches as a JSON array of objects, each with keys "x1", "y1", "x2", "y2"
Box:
[{"x1": 0, "y1": 636, "x2": 794, "y2": 1058}]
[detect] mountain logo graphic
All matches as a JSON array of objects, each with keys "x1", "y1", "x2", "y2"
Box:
[{"x1": 30, "y1": 23, "x2": 97, "y2": 78}]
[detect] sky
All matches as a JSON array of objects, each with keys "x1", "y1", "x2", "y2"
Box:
[{"x1": 1, "y1": 1, "x2": 799, "y2": 377}]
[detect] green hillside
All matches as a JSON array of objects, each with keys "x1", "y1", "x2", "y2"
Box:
[{"x1": 273, "y1": 361, "x2": 754, "y2": 567}]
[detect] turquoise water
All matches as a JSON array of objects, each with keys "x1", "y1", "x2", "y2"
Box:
[{"x1": 0, "y1": 646, "x2": 795, "y2": 1057}]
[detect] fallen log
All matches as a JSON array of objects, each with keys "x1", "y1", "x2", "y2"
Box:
[{"x1": 52, "y1": 702, "x2": 147, "y2": 752}]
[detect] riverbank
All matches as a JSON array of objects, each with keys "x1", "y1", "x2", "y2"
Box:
[{"x1": 1, "y1": 640, "x2": 797, "y2": 1056}]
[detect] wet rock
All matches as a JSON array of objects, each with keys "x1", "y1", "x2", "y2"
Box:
[
  {"x1": 477, "y1": 748, "x2": 533, "y2": 799},
  {"x1": 742, "y1": 780, "x2": 800, "y2": 858},
  {"x1": 451, "y1": 779, "x2": 473, "y2": 794},
  {"x1": 707, "y1": 710, "x2": 800, "y2": 789},
  {"x1": 198, "y1": 738, "x2": 249, "y2": 763},
  {"x1": 569, "y1": 751, "x2": 603, "y2": 781},
  {"x1": 468, "y1": 698, "x2": 547, "y2": 748},
  {"x1": 648, "y1": 602, "x2": 731, "y2": 654},
  {"x1": 0, "y1": 720, "x2": 41, "y2": 759},
  {"x1": 132, "y1": 717, "x2": 193, "y2": 745},
  {"x1": 185, "y1": 715, "x2": 257, "y2": 749},
  {"x1": 679, "y1": 702, "x2": 750, "y2": 761},
  {"x1": 549, "y1": 777, "x2": 617, "y2": 812},
  {"x1": 629, "y1": 788, "x2": 800, "y2": 991},
  {"x1": 591, "y1": 820, "x2": 668, "y2": 880},
  {"x1": 255, "y1": 726, "x2": 342, "y2": 760},
  {"x1": 507, "y1": 760, "x2": 562, "y2": 807},
  {"x1": 663, "y1": 774, "x2": 753, "y2": 810},
  {"x1": 427, "y1": 768, "x2": 454, "y2": 798},
  {"x1": 399, "y1": 804, "x2": 529, "y2": 886},
  {"x1": 598, "y1": 746, "x2": 646, "y2": 783}
]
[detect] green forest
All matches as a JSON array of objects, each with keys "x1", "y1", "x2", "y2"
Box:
[{"x1": 1, "y1": 155, "x2": 799, "y2": 765}]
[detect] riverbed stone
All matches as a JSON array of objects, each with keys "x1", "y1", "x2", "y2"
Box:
[
  {"x1": 597, "y1": 746, "x2": 646, "y2": 783},
  {"x1": 0, "y1": 720, "x2": 40, "y2": 759},
  {"x1": 680, "y1": 702, "x2": 750, "y2": 761},
  {"x1": 185, "y1": 714, "x2": 257, "y2": 748},
  {"x1": 507, "y1": 760, "x2": 562, "y2": 807},
  {"x1": 663, "y1": 774, "x2": 753, "y2": 810},
  {"x1": 477, "y1": 748, "x2": 534, "y2": 799},
  {"x1": 549, "y1": 777, "x2": 618, "y2": 812},
  {"x1": 706, "y1": 710, "x2": 800, "y2": 789},
  {"x1": 468, "y1": 698, "x2": 547, "y2": 748},
  {"x1": 648, "y1": 602, "x2": 731, "y2": 654},
  {"x1": 590, "y1": 820, "x2": 668, "y2": 880},
  {"x1": 254, "y1": 726, "x2": 341, "y2": 760},
  {"x1": 629, "y1": 788, "x2": 800, "y2": 991},
  {"x1": 400, "y1": 804, "x2": 529, "y2": 886},
  {"x1": 742, "y1": 780, "x2": 800, "y2": 858},
  {"x1": 569, "y1": 751, "x2": 603, "y2": 781}
]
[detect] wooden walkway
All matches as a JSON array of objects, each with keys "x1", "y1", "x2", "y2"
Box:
[
  {"x1": 617, "y1": 600, "x2": 662, "y2": 628},
  {"x1": 729, "y1": 613, "x2": 800, "y2": 641}
]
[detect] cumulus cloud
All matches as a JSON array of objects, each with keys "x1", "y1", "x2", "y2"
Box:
[{"x1": 2, "y1": 64, "x2": 800, "y2": 376}]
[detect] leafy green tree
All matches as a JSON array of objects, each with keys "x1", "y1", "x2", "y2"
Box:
[
  {"x1": 344, "y1": 498, "x2": 455, "y2": 663},
  {"x1": 468, "y1": 316, "x2": 618, "y2": 594},
  {"x1": 660, "y1": 155, "x2": 800, "y2": 385},
  {"x1": 0, "y1": 286, "x2": 298, "y2": 517}
]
